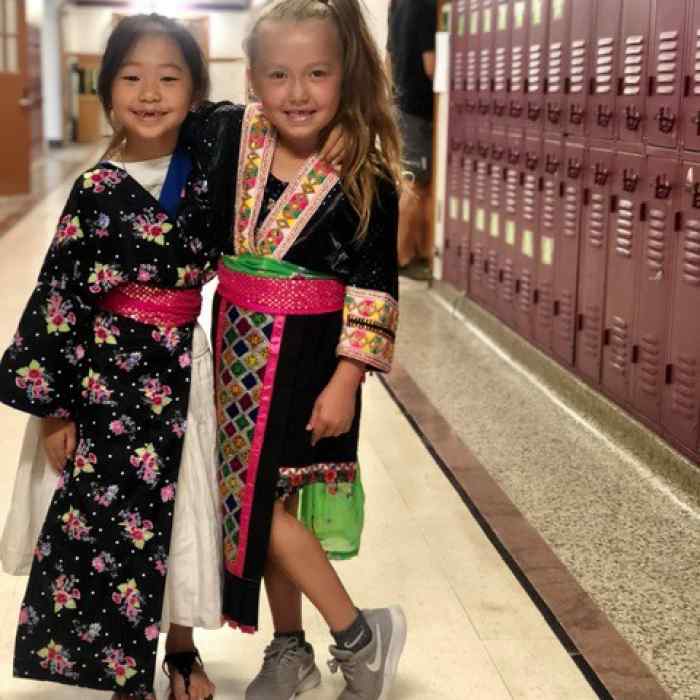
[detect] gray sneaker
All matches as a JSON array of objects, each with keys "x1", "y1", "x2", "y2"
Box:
[
  {"x1": 246, "y1": 636, "x2": 322, "y2": 700},
  {"x1": 328, "y1": 607, "x2": 407, "y2": 700}
]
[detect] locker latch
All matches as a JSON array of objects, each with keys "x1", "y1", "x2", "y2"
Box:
[
  {"x1": 567, "y1": 160, "x2": 582, "y2": 179},
  {"x1": 654, "y1": 175, "x2": 672, "y2": 200},
  {"x1": 654, "y1": 107, "x2": 676, "y2": 134},
  {"x1": 569, "y1": 104, "x2": 585, "y2": 125},
  {"x1": 692, "y1": 111, "x2": 700, "y2": 137},
  {"x1": 465, "y1": 100, "x2": 477, "y2": 114},
  {"x1": 545, "y1": 155, "x2": 560, "y2": 175},
  {"x1": 526, "y1": 154, "x2": 539, "y2": 171},
  {"x1": 528, "y1": 103, "x2": 542, "y2": 122},
  {"x1": 689, "y1": 183, "x2": 700, "y2": 210},
  {"x1": 593, "y1": 164, "x2": 610, "y2": 186},
  {"x1": 597, "y1": 105, "x2": 614, "y2": 128},
  {"x1": 547, "y1": 103, "x2": 562, "y2": 125},
  {"x1": 493, "y1": 100, "x2": 507, "y2": 117},
  {"x1": 507, "y1": 148, "x2": 521, "y2": 165},
  {"x1": 509, "y1": 101, "x2": 523, "y2": 118},
  {"x1": 478, "y1": 143, "x2": 490, "y2": 158},
  {"x1": 624, "y1": 106, "x2": 642, "y2": 132},
  {"x1": 478, "y1": 99, "x2": 491, "y2": 115},
  {"x1": 491, "y1": 145, "x2": 505, "y2": 161},
  {"x1": 622, "y1": 169, "x2": 639, "y2": 193}
]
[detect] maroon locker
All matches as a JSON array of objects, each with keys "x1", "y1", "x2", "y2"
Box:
[
  {"x1": 646, "y1": 0, "x2": 686, "y2": 148},
  {"x1": 497, "y1": 129, "x2": 524, "y2": 326},
  {"x1": 681, "y1": 0, "x2": 700, "y2": 151},
  {"x1": 487, "y1": 129, "x2": 508, "y2": 304},
  {"x1": 534, "y1": 136, "x2": 564, "y2": 352},
  {"x1": 631, "y1": 154, "x2": 680, "y2": 425},
  {"x1": 576, "y1": 148, "x2": 615, "y2": 384},
  {"x1": 443, "y1": 116, "x2": 464, "y2": 288},
  {"x1": 468, "y1": 127, "x2": 492, "y2": 303},
  {"x1": 566, "y1": 0, "x2": 597, "y2": 136},
  {"x1": 459, "y1": 130, "x2": 478, "y2": 292},
  {"x1": 662, "y1": 160, "x2": 700, "y2": 452},
  {"x1": 465, "y1": 0, "x2": 481, "y2": 119},
  {"x1": 616, "y1": 0, "x2": 652, "y2": 144},
  {"x1": 601, "y1": 152, "x2": 646, "y2": 406},
  {"x1": 587, "y1": 0, "x2": 623, "y2": 140},
  {"x1": 525, "y1": 0, "x2": 550, "y2": 134},
  {"x1": 478, "y1": 0, "x2": 496, "y2": 122},
  {"x1": 553, "y1": 141, "x2": 586, "y2": 366},
  {"x1": 492, "y1": 0, "x2": 512, "y2": 127},
  {"x1": 453, "y1": 0, "x2": 468, "y2": 105},
  {"x1": 544, "y1": 0, "x2": 571, "y2": 133},
  {"x1": 514, "y1": 134, "x2": 542, "y2": 341},
  {"x1": 509, "y1": 0, "x2": 530, "y2": 129}
]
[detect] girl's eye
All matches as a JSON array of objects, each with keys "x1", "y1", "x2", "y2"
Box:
[
  {"x1": 121, "y1": 75, "x2": 139, "y2": 82},
  {"x1": 311, "y1": 70, "x2": 327, "y2": 78},
  {"x1": 161, "y1": 77, "x2": 179, "y2": 83},
  {"x1": 270, "y1": 72, "x2": 286, "y2": 80}
]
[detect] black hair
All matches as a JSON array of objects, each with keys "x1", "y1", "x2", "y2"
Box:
[{"x1": 97, "y1": 13, "x2": 210, "y2": 120}]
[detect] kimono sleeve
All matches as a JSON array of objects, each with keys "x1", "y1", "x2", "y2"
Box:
[
  {"x1": 336, "y1": 180, "x2": 400, "y2": 373},
  {"x1": 0, "y1": 179, "x2": 97, "y2": 419}
]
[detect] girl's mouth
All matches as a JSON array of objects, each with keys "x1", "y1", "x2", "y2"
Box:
[
  {"x1": 131, "y1": 110, "x2": 168, "y2": 122},
  {"x1": 284, "y1": 110, "x2": 316, "y2": 123}
]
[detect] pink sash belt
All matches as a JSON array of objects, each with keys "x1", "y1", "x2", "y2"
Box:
[
  {"x1": 217, "y1": 265, "x2": 345, "y2": 316},
  {"x1": 98, "y1": 283, "x2": 202, "y2": 327}
]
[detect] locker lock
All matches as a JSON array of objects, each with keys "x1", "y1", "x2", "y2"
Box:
[
  {"x1": 478, "y1": 143, "x2": 490, "y2": 158},
  {"x1": 528, "y1": 103, "x2": 542, "y2": 122},
  {"x1": 547, "y1": 103, "x2": 562, "y2": 124},
  {"x1": 507, "y1": 148, "x2": 521, "y2": 165},
  {"x1": 567, "y1": 160, "x2": 582, "y2": 179},
  {"x1": 622, "y1": 169, "x2": 639, "y2": 193},
  {"x1": 624, "y1": 106, "x2": 642, "y2": 132},
  {"x1": 569, "y1": 104, "x2": 585, "y2": 125},
  {"x1": 597, "y1": 105, "x2": 614, "y2": 128},
  {"x1": 509, "y1": 101, "x2": 524, "y2": 118},
  {"x1": 464, "y1": 141, "x2": 475, "y2": 155},
  {"x1": 465, "y1": 100, "x2": 477, "y2": 113},
  {"x1": 685, "y1": 168, "x2": 700, "y2": 209},
  {"x1": 526, "y1": 154, "x2": 539, "y2": 171},
  {"x1": 545, "y1": 155, "x2": 560, "y2": 175},
  {"x1": 654, "y1": 107, "x2": 676, "y2": 134},
  {"x1": 491, "y1": 145, "x2": 505, "y2": 161},
  {"x1": 654, "y1": 175, "x2": 672, "y2": 200},
  {"x1": 593, "y1": 164, "x2": 610, "y2": 186},
  {"x1": 493, "y1": 100, "x2": 507, "y2": 117}
]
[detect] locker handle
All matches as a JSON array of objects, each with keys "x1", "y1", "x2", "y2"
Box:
[
  {"x1": 597, "y1": 105, "x2": 614, "y2": 128},
  {"x1": 526, "y1": 154, "x2": 539, "y2": 171},
  {"x1": 691, "y1": 111, "x2": 700, "y2": 137},
  {"x1": 528, "y1": 103, "x2": 542, "y2": 122},
  {"x1": 624, "y1": 106, "x2": 642, "y2": 132},
  {"x1": 593, "y1": 164, "x2": 610, "y2": 186},
  {"x1": 547, "y1": 102, "x2": 562, "y2": 124},
  {"x1": 507, "y1": 148, "x2": 521, "y2": 165},
  {"x1": 569, "y1": 104, "x2": 585, "y2": 125},
  {"x1": 478, "y1": 99, "x2": 491, "y2": 115},
  {"x1": 654, "y1": 107, "x2": 676, "y2": 134},
  {"x1": 545, "y1": 155, "x2": 560, "y2": 175},
  {"x1": 623, "y1": 169, "x2": 639, "y2": 193},
  {"x1": 567, "y1": 161, "x2": 582, "y2": 179},
  {"x1": 491, "y1": 146, "x2": 505, "y2": 161},
  {"x1": 654, "y1": 175, "x2": 672, "y2": 200},
  {"x1": 690, "y1": 183, "x2": 700, "y2": 210},
  {"x1": 494, "y1": 100, "x2": 507, "y2": 117},
  {"x1": 510, "y1": 102, "x2": 524, "y2": 118}
]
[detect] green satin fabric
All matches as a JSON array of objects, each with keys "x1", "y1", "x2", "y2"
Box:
[{"x1": 221, "y1": 253, "x2": 334, "y2": 280}]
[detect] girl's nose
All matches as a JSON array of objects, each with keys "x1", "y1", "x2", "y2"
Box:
[
  {"x1": 139, "y1": 82, "x2": 161, "y2": 102},
  {"x1": 289, "y1": 78, "x2": 309, "y2": 103}
]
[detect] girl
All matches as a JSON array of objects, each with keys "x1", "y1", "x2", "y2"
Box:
[{"x1": 187, "y1": 1, "x2": 406, "y2": 698}]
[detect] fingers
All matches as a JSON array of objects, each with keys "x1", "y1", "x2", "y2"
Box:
[{"x1": 321, "y1": 126, "x2": 345, "y2": 168}]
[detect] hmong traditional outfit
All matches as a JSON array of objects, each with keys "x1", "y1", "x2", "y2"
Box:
[
  {"x1": 0, "y1": 150, "x2": 224, "y2": 694},
  {"x1": 190, "y1": 102, "x2": 400, "y2": 631}
]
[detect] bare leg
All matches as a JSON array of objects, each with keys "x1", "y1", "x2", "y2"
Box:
[
  {"x1": 163, "y1": 624, "x2": 216, "y2": 700},
  {"x1": 268, "y1": 500, "x2": 356, "y2": 633},
  {"x1": 264, "y1": 495, "x2": 303, "y2": 634},
  {"x1": 398, "y1": 180, "x2": 421, "y2": 267},
  {"x1": 417, "y1": 181, "x2": 434, "y2": 262}
]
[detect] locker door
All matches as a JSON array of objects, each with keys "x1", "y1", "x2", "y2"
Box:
[
  {"x1": 587, "y1": 0, "x2": 623, "y2": 139},
  {"x1": 681, "y1": 0, "x2": 700, "y2": 151},
  {"x1": 576, "y1": 148, "x2": 615, "y2": 384},
  {"x1": 444, "y1": 117, "x2": 464, "y2": 288},
  {"x1": 616, "y1": 0, "x2": 652, "y2": 144},
  {"x1": 535, "y1": 136, "x2": 564, "y2": 351},
  {"x1": 478, "y1": 0, "x2": 496, "y2": 122},
  {"x1": 631, "y1": 155, "x2": 680, "y2": 425},
  {"x1": 566, "y1": 0, "x2": 597, "y2": 137},
  {"x1": 498, "y1": 130, "x2": 524, "y2": 326},
  {"x1": 469, "y1": 128, "x2": 492, "y2": 303},
  {"x1": 515, "y1": 135, "x2": 542, "y2": 341},
  {"x1": 465, "y1": 0, "x2": 481, "y2": 119},
  {"x1": 492, "y1": 0, "x2": 512, "y2": 127},
  {"x1": 662, "y1": 160, "x2": 700, "y2": 451},
  {"x1": 545, "y1": 0, "x2": 571, "y2": 133},
  {"x1": 453, "y1": 0, "x2": 468, "y2": 109},
  {"x1": 460, "y1": 131, "x2": 478, "y2": 292},
  {"x1": 525, "y1": 0, "x2": 550, "y2": 134},
  {"x1": 601, "y1": 153, "x2": 646, "y2": 405},
  {"x1": 509, "y1": 0, "x2": 530, "y2": 129},
  {"x1": 646, "y1": 0, "x2": 685, "y2": 148},
  {"x1": 487, "y1": 130, "x2": 507, "y2": 305},
  {"x1": 553, "y1": 142, "x2": 586, "y2": 366}
]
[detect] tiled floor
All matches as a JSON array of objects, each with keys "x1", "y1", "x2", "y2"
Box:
[{"x1": 0, "y1": 154, "x2": 601, "y2": 697}]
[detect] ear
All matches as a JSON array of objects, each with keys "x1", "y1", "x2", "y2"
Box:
[{"x1": 246, "y1": 66, "x2": 259, "y2": 103}]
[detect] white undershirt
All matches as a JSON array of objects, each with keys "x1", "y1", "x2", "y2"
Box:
[{"x1": 109, "y1": 154, "x2": 172, "y2": 200}]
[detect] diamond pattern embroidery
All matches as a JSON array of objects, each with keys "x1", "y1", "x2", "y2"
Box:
[{"x1": 217, "y1": 305, "x2": 275, "y2": 564}]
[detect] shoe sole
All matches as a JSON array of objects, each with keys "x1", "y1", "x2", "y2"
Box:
[
  {"x1": 379, "y1": 605, "x2": 407, "y2": 700},
  {"x1": 291, "y1": 665, "x2": 322, "y2": 699}
]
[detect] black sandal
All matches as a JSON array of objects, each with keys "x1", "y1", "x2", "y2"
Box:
[{"x1": 162, "y1": 648, "x2": 213, "y2": 700}]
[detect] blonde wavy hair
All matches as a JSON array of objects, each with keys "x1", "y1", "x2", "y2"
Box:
[{"x1": 244, "y1": 0, "x2": 402, "y2": 237}]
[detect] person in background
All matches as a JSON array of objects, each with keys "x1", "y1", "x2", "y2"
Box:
[{"x1": 387, "y1": 0, "x2": 437, "y2": 281}]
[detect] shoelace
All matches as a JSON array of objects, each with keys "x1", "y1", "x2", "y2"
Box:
[
  {"x1": 259, "y1": 637, "x2": 303, "y2": 677},
  {"x1": 328, "y1": 655, "x2": 356, "y2": 683}
]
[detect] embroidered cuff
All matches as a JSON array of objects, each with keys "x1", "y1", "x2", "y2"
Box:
[{"x1": 337, "y1": 287, "x2": 399, "y2": 373}]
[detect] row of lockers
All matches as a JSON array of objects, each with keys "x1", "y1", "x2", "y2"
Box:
[
  {"x1": 450, "y1": 0, "x2": 700, "y2": 149},
  {"x1": 441, "y1": 124, "x2": 700, "y2": 461}
]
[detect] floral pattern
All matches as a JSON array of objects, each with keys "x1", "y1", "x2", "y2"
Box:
[
  {"x1": 45, "y1": 292, "x2": 77, "y2": 334},
  {"x1": 112, "y1": 578, "x2": 143, "y2": 626},
  {"x1": 130, "y1": 443, "x2": 161, "y2": 487},
  {"x1": 73, "y1": 438, "x2": 97, "y2": 477},
  {"x1": 127, "y1": 208, "x2": 173, "y2": 246},
  {"x1": 37, "y1": 640, "x2": 79, "y2": 679},
  {"x1": 53, "y1": 214, "x2": 84, "y2": 247},
  {"x1": 83, "y1": 168, "x2": 125, "y2": 193},
  {"x1": 15, "y1": 360, "x2": 53, "y2": 403},
  {"x1": 139, "y1": 375, "x2": 173, "y2": 414}
]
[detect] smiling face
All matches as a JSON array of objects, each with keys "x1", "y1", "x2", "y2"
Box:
[
  {"x1": 111, "y1": 32, "x2": 194, "y2": 159},
  {"x1": 248, "y1": 18, "x2": 343, "y2": 155}
]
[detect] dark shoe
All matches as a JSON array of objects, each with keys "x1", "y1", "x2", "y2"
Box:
[
  {"x1": 399, "y1": 260, "x2": 432, "y2": 281},
  {"x1": 163, "y1": 648, "x2": 213, "y2": 700}
]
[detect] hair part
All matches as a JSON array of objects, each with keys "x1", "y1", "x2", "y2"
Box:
[
  {"x1": 244, "y1": 0, "x2": 403, "y2": 238},
  {"x1": 97, "y1": 13, "x2": 210, "y2": 155}
]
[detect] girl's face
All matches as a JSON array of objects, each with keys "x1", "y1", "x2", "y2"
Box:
[
  {"x1": 249, "y1": 19, "x2": 343, "y2": 154},
  {"x1": 111, "y1": 33, "x2": 194, "y2": 156}
]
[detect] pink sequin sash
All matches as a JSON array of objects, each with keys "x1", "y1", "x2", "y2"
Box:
[
  {"x1": 98, "y1": 283, "x2": 202, "y2": 327},
  {"x1": 217, "y1": 264, "x2": 345, "y2": 316}
]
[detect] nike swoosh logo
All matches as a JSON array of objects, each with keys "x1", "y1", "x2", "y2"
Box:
[{"x1": 366, "y1": 623, "x2": 383, "y2": 673}]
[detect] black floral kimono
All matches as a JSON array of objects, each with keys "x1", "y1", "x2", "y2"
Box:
[
  {"x1": 0, "y1": 152, "x2": 221, "y2": 694},
  {"x1": 189, "y1": 102, "x2": 400, "y2": 631}
]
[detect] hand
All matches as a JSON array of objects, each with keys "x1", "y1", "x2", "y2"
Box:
[
  {"x1": 41, "y1": 417, "x2": 77, "y2": 473},
  {"x1": 320, "y1": 124, "x2": 346, "y2": 170},
  {"x1": 306, "y1": 360, "x2": 365, "y2": 447}
]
